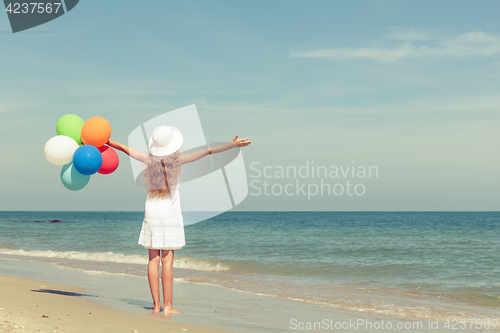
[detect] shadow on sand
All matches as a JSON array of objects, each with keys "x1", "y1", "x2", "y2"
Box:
[{"x1": 31, "y1": 289, "x2": 98, "y2": 297}]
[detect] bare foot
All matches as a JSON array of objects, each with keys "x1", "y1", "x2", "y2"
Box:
[
  {"x1": 152, "y1": 305, "x2": 162, "y2": 315},
  {"x1": 163, "y1": 306, "x2": 181, "y2": 314}
]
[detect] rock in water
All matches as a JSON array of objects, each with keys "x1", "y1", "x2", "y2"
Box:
[{"x1": 44, "y1": 220, "x2": 62, "y2": 223}]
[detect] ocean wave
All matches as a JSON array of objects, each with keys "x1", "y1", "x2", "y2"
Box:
[
  {"x1": 0, "y1": 248, "x2": 148, "y2": 264},
  {"x1": 0, "y1": 248, "x2": 230, "y2": 272},
  {"x1": 174, "y1": 256, "x2": 231, "y2": 272}
]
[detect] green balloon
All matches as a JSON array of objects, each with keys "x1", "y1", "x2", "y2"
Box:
[{"x1": 56, "y1": 114, "x2": 85, "y2": 145}]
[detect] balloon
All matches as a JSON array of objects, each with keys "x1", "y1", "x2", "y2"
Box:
[
  {"x1": 60, "y1": 162, "x2": 90, "y2": 191},
  {"x1": 56, "y1": 114, "x2": 85, "y2": 145},
  {"x1": 73, "y1": 145, "x2": 103, "y2": 175},
  {"x1": 81, "y1": 117, "x2": 112, "y2": 147},
  {"x1": 98, "y1": 146, "x2": 119, "y2": 174},
  {"x1": 44, "y1": 135, "x2": 79, "y2": 165}
]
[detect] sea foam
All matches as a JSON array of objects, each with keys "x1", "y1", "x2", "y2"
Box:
[{"x1": 0, "y1": 248, "x2": 230, "y2": 272}]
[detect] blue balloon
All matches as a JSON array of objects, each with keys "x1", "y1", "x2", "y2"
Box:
[
  {"x1": 61, "y1": 162, "x2": 90, "y2": 191},
  {"x1": 73, "y1": 145, "x2": 103, "y2": 175}
]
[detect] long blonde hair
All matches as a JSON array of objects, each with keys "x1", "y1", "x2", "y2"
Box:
[{"x1": 143, "y1": 151, "x2": 181, "y2": 198}]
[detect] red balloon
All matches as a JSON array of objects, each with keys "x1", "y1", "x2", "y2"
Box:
[{"x1": 98, "y1": 146, "x2": 119, "y2": 174}]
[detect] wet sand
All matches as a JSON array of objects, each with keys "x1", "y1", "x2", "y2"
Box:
[{"x1": 0, "y1": 274, "x2": 231, "y2": 333}]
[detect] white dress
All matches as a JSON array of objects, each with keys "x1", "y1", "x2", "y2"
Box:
[{"x1": 138, "y1": 183, "x2": 185, "y2": 250}]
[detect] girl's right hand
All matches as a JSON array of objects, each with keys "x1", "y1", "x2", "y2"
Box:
[{"x1": 232, "y1": 135, "x2": 251, "y2": 147}]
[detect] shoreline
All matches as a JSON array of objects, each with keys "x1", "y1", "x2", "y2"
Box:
[
  {"x1": 2, "y1": 257, "x2": 493, "y2": 333},
  {"x1": 0, "y1": 274, "x2": 232, "y2": 333},
  {"x1": 0, "y1": 256, "x2": 301, "y2": 333}
]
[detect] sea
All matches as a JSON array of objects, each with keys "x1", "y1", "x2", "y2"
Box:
[{"x1": 0, "y1": 211, "x2": 499, "y2": 332}]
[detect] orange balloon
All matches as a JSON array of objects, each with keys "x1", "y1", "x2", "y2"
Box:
[{"x1": 81, "y1": 117, "x2": 112, "y2": 147}]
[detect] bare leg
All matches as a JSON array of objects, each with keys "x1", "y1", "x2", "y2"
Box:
[
  {"x1": 161, "y1": 250, "x2": 181, "y2": 314},
  {"x1": 147, "y1": 249, "x2": 162, "y2": 314}
]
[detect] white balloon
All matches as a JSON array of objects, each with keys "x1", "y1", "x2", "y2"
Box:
[{"x1": 44, "y1": 135, "x2": 79, "y2": 165}]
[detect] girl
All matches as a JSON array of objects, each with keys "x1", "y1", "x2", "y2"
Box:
[{"x1": 107, "y1": 126, "x2": 251, "y2": 315}]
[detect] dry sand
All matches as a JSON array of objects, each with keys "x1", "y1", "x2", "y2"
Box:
[{"x1": 0, "y1": 274, "x2": 232, "y2": 333}]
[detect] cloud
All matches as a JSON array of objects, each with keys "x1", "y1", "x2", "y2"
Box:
[
  {"x1": 290, "y1": 30, "x2": 500, "y2": 63},
  {"x1": 186, "y1": 92, "x2": 500, "y2": 124},
  {"x1": 386, "y1": 27, "x2": 433, "y2": 41}
]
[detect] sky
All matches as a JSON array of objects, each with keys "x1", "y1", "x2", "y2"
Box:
[{"x1": 1, "y1": 0, "x2": 499, "y2": 211}]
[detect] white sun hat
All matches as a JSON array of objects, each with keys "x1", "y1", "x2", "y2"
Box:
[{"x1": 148, "y1": 125, "x2": 183, "y2": 156}]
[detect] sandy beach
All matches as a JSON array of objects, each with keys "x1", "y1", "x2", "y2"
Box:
[{"x1": 0, "y1": 274, "x2": 231, "y2": 333}]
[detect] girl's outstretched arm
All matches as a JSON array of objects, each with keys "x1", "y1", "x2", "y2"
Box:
[
  {"x1": 107, "y1": 140, "x2": 149, "y2": 163},
  {"x1": 180, "y1": 135, "x2": 251, "y2": 165}
]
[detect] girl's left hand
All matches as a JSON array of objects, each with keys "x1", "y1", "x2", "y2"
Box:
[{"x1": 233, "y1": 135, "x2": 251, "y2": 147}]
